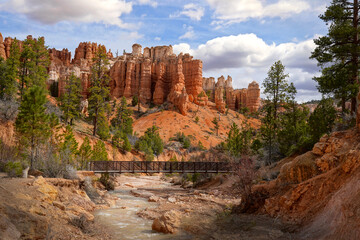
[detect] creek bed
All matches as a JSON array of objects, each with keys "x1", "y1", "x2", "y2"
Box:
[{"x1": 94, "y1": 176, "x2": 191, "y2": 240}]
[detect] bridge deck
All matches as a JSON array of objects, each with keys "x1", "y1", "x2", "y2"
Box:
[{"x1": 89, "y1": 161, "x2": 234, "y2": 174}]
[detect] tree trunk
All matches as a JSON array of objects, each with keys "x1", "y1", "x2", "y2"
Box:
[{"x1": 353, "y1": 0, "x2": 360, "y2": 129}]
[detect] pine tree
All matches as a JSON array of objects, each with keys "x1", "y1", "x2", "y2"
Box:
[
  {"x1": 212, "y1": 117, "x2": 219, "y2": 136},
  {"x1": 135, "y1": 125, "x2": 163, "y2": 160},
  {"x1": 60, "y1": 73, "x2": 82, "y2": 125},
  {"x1": 261, "y1": 61, "x2": 293, "y2": 163},
  {"x1": 30, "y1": 37, "x2": 50, "y2": 89},
  {"x1": 15, "y1": 86, "x2": 50, "y2": 168},
  {"x1": 277, "y1": 85, "x2": 310, "y2": 156},
  {"x1": 59, "y1": 125, "x2": 78, "y2": 164},
  {"x1": 122, "y1": 135, "x2": 132, "y2": 152},
  {"x1": 226, "y1": 122, "x2": 253, "y2": 157},
  {"x1": 0, "y1": 39, "x2": 20, "y2": 100},
  {"x1": 91, "y1": 140, "x2": 109, "y2": 162},
  {"x1": 311, "y1": 0, "x2": 359, "y2": 116},
  {"x1": 88, "y1": 48, "x2": 111, "y2": 136},
  {"x1": 112, "y1": 130, "x2": 132, "y2": 152},
  {"x1": 77, "y1": 137, "x2": 92, "y2": 169},
  {"x1": 96, "y1": 109, "x2": 111, "y2": 140},
  {"x1": 309, "y1": 98, "x2": 337, "y2": 143},
  {"x1": 18, "y1": 37, "x2": 49, "y2": 97},
  {"x1": 111, "y1": 96, "x2": 133, "y2": 135}
]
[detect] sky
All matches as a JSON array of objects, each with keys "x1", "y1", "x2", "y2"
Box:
[{"x1": 0, "y1": 0, "x2": 331, "y2": 102}]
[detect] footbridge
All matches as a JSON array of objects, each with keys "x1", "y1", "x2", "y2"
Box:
[{"x1": 89, "y1": 161, "x2": 235, "y2": 174}]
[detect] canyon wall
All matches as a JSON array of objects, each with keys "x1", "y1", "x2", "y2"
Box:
[{"x1": 203, "y1": 75, "x2": 260, "y2": 112}]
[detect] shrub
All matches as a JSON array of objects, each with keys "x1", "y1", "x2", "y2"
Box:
[
  {"x1": 194, "y1": 116, "x2": 199, "y2": 124},
  {"x1": 135, "y1": 125, "x2": 163, "y2": 160},
  {"x1": 4, "y1": 161, "x2": 23, "y2": 177},
  {"x1": 132, "y1": 95, "x2": 139, "y2": 107},
  {"x1": 170, "y1": 132, "x2": 191, "y2": 149}
]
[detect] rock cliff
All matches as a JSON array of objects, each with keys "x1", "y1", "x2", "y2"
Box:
[
  {"x1": 109, "y1": 44, "x2": 207, "y2": 115},
  {"x1": 203, "y1": 76, "x2": 260, "y2": 112}
]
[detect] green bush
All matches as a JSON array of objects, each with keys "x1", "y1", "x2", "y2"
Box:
[
  {"x1": 170, "y1": 132, "x2": 191, "y2": 149},
  {"x1": 194, "y1": 116, "x2": 199, "y2": 124},
  {"x1": 5, "y1": 161, "x2": 23, "y2": 177},
  {"x1": 132, "y1": 95, "x2": 139, "y2": 107}
]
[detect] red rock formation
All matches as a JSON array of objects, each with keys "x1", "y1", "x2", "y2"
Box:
[
  {"x1": 203, "y1": 74, "x2": 261, "y2": 112},
  {"x1": 182, "y1": 54, "x2": 206, "y2": 104},
  {"x1": 107, "y1": 44, "x2": 206, "y2": 115},
  {"x1": 4, "y1": 37, "x2": 12, "y2": 59},
  {"x1": 167, "y1": 58, "x2": 188, "y2": 115},
  {"x1": 0, "y1": 33, "x2": 5, "y2": 60},
  {"x1": 139, "y1": 59, "x2": 152, "y2": 103},
  {"x1": 247, "y1": 81, "x2": 261, "y2": 112},
  {"x1": 49, "y1": 48, "x2": 71, "y2": 66},
  {"x1": 215, "y1": 87, "x2": 226, "y2": 113}
]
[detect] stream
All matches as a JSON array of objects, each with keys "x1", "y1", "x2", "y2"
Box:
[{"x1": 94, "y1": 176, "x2": 192, "y2": 240}]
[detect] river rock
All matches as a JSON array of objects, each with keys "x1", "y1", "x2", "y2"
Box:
[
  {"x1": 130, "y1": 190, "x2": 154, "y2": 199},
  {"x1": 167, "y1": 197, "x2": 176, "y2": 203},
  {"x1": 152, "y1": 210, "x2": 181, "y2": 234},
  {"x1": 148, "y1": 195, "x2": 160, "y2": 202}
]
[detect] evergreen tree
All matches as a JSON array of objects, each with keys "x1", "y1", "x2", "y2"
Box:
[
  {"x1": 111, "y1": 96, "x2": 133, "y2": 135},
  {"x1": 212, "y1": 117, "x2": 219, "y2": 136},
  {"x1": 91, "y1": 140, "x2": 109, "y2": 162},
  {"x1": 77, "y1": 137, "x2": 92, "y2": 169},
  {"x1": 59, "y1": 125, "x2": 78, "y2": 164},
  {"x1": 135, "y1": 125, "x2": 163, "y2": 160},
  {"x1": 31, "y1": 37, "x2": 50, "y2": 89},
  {"x1": 19, "y1": 37, "x2": 49, "y2": 97},
  {"x1": 112, "y1": 130, "x2": 132, "y2": 152},
  {"x1": 15, "y1": 86, "x2": 50, "y2": 168},
  {"x1": 60, "y1": 73, "x2": 82, "y2": 125},
  {"x1": 311, "y1": 0, "x2": 359, "y2": 115},
  {"x1": 309, "y1": 98, "x2": 337, "y2": 143},
  {"x1": 278, "y1": 102, "x2": 310, "y2": 156},
  {"x1": 262, "y1": 60, "x2": 290, "y2": 122},
  {"x1": 96, "y1": 109, "x2": 111, "y2": 140},
  {"x1": 122, "y1": 135, "x2": 132, "y2": 152},
  {"x1": 261, "y1": 61, "x2": 293, "y2": 163},
  {"x1": 88, "y1": 48, "x2": 111, "y2": 136},
  {"x1": 260, "y1": 103, "x2": 277, "y2": 164},
  {"x1": 0, "y1": 39, "x2": 20, "y2": 99},
  {"x1": 226, "y1": 122, "x2": 253, "y2": 157},
  {"x1": 132, "y1": 95, "x2": 139, "y2": 106}
]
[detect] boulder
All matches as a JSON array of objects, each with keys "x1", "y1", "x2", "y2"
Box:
[
  {"x1": 33, "y1": 176, "x2": 58, "y2": 203},
  {"x1": 152, "y1": 210, "x2": 181, "y2": 234}
]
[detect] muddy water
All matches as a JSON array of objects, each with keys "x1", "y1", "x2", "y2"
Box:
[{"x1": 94, "y1": 176, "x2": 191, "y2": 240}]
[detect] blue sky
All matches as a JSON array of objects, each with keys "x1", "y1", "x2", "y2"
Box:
[{"x1": 0, "y1": 0, "x2": 331, "y2": 102}]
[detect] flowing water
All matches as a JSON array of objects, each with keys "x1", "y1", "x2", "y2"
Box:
[{"x1": 94, "y1": 176, "x2": 191, "y2": 240}]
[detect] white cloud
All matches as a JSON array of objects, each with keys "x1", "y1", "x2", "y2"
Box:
[
  {"x1": 179, "y1": 25, "x2": 195, "y2": 40},
  {"x1": 154, "y1": 37, "x2": 161, "y2": 41},
  {"x1": 173, "y1": 34, "x2": 321, "y2": 101},
  {"x1": 170, "y1": 3, "x2": 204, "y2": 21},
  {"x1": 206, "y1": 0, "x2": 310, "y2": 26},
  {"x1": 137, "y1": 0, "x2": 157, "y2": 8},
  {"x1": 0, "y1": 0, "x2": 133, "y2": 28}
]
